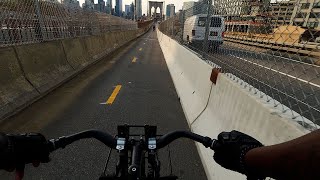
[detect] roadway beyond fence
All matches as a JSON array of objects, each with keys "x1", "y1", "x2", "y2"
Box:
[
  {"x1": 161, "y1": 1, "x2": 320, "y2": 127},
  {"x1": 0, "y1": 24, "x2": 152, "y2": 121},
  {"x1": 157, "y1": 28, "x2": 309, "y2": 180}
]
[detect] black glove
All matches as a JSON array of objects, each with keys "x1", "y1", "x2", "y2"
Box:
[
  {"x1": 212, "y1": 130, "x2": 264, "y2": 179},
  {"x1": 0, "y1": 133, "x2": 50, "y2": 174}
]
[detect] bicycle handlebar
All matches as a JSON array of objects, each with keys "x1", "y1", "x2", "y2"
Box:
[
  {"x1": 0, "y1": 128, "x2": 220, "y2": 180},
  {"x1": 48, "y1": 129, "x2": 218, "y2": 152},
  {"x1": 48, "y1": 130, "x2": 117, "y2": 152},
  {"x1": 156, "y1": 130, "x2": 214, "y2": 149}
]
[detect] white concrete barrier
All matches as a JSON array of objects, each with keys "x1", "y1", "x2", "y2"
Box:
[
  {"x1": 157, "y1": 30, "x2": 213, "y2": 125},
  {"x1": 192, "y1": 74, "x2": 309, "y2": 179},
  {"x1": 157, "y1": 29, "x2": 309, "y2": 180}
]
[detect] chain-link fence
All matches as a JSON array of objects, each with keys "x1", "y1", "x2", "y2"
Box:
[
  {"x1": 0, "y1": 0, "x2": 137, "y2": 47},
  {"x1": 159, "y1": 0, "x2": 320, "y2": 130}
]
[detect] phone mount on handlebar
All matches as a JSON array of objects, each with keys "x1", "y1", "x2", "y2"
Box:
[{"x1": 99, "y1": 125, "x2": 178, "y2": 180}]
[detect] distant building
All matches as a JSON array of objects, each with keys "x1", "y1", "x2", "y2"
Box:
[
  {"x1": 270, "y1": 1, "x2": 295, "y2": 29},
  {"x1": 179, "y1": 9, "x2": 184, "y2": 22},
  {"x1": 115, "y1": 0, "x2": 123, "y2": 16},
  {"x1": 166, "y1": 4, "x2": 175, "y2": 19},
  {"x1": 106, "y1": 0, "x2": 112, "y2": 14},
  {"x1": 125, "y1": 5, "x2": 130, "y2": 16},
  {"x1": 215, "y1": 0, "x2": 272, "y2": 34},
  {"x1": 182, "y1": 1, "x2": 195, "y2": 10},
  {"x1": 182, "y1": 1, "x2": 209, "y2": 18},
  {"x1": 62, "y1": 0, "x2": 80, "y2": 8},
  {"x1": 291, "y1": 1, "x2": 320, "y2": 29},
  {"x1": 82, "y1": 0, "x2": 94, "y2": 9},
  {"x1": 214, "y1": 0, "x2": 241, "y2": 17},
  {"x1": 130, "y1": 2, "x2": 135, "y2": 20},
  {"x1": 94, "y1": 0, "x2": 106, "y2": 13},
  {"x1": 215, "y1": 0, "x2": 270, "y2": 18},
  {"x1": 135, "y1": 0, "x2": 143, "y2": 18}
]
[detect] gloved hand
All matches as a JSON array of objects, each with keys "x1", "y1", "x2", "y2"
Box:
[
  {"x1": 0, "y1": 133, "x2": 50, "y2": 180},
  {"x1": 212, "y1": 130, "x2": 264, "y2": 179}
]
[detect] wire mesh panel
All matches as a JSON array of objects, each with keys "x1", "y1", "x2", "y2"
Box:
[
  {"x1": 0, "y1": 0, "x2": 138, "y2": 47},
  {"x1": 160, "y1": 0, "x2": 320, "y2": 130}
]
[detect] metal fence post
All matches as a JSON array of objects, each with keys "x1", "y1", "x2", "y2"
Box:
[
  {"x1": 109, "y1": 15, "x2": 112, "y2": 32},
  {"x1": 120, "y1": 19, "x2": 123, "y2": 31},
  {"x1": 181, "y1": 10, "x2": 185, "y2": 42},
  {"x1": 89, "y1": 10, "x2": 94, "y2": 35},
  {"x1": 172, "y1": 19, "x2": 174, "y2": 36},
  {"x1": 203, "y1": 0, "x2": 212, "y2": 58},
  {"x1": 34, "y1": 0, "x2": 46, "y2": 41}
]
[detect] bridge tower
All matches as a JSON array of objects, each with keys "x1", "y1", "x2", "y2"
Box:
[{"x1": 148, "y1": 1, "x2": 164, "y2": 20}]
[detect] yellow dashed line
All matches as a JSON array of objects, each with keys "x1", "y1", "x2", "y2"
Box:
[
  {"x1": 139, "y1": 48, "x2": 143, "y2": 51},
  {"x1": 132, "y1": 57, "x2": 137, "y2": 63},
  {"x1": 106, "y1": 85, "x2": 122, "y2": 105}
]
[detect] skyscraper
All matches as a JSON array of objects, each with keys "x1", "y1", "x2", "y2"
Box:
[
  {"x1": 94, "y1": 0, "x2": 106, "y2": 13},
  {"x1": 166, "y1": 4, "x2": 175, "y2": 19},
  {"x1": 62, "y1": 0, "x2": 80, "y2": 8},
  {"x1": 106, "y1": 0, "x2": 112, "y2": 14},
  {"x1": 83, "y1": 0, "x2": 94, "y2": 9},
  {"x1": 135, "y1": 0, "x2": 142, "y2": 18},
  {"x1": 115, "y1": 0, "x2": 123, "y2": 16},
  {"x1": 130, "y1": 2, "x2": 135, "y2": 19},
  {"x1": 125, "y1": 5, "x2": 130, "y2": 16}
]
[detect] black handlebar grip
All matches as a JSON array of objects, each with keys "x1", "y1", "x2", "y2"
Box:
[{"x1": 0, "y1": 133, "x2": 50, "y2": 170}]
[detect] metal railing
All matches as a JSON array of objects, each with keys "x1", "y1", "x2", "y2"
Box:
[
  {"x1": 0, "y1": 0, "x2": 138, "y2": 47},
  {"x1": 159, "y1": 0, "x2": 320, "y2": 130}
]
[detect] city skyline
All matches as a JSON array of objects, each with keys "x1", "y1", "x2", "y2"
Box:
[{"x1": 78, "y1": 0, "x2": 186, "y2": 14}]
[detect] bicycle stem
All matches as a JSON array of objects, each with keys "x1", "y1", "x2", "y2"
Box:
[{"x1": 128, "y1": 141, "x2": 143, "y2": 179}]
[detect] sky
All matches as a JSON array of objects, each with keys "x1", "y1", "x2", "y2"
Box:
[{"x1": 78, "y1": 0, "x2": 188, "y2": 14}]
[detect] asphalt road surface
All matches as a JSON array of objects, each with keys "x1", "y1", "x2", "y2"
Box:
[{"x1": 0, "y1": 30, "x2": 207, "y2": 180}]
